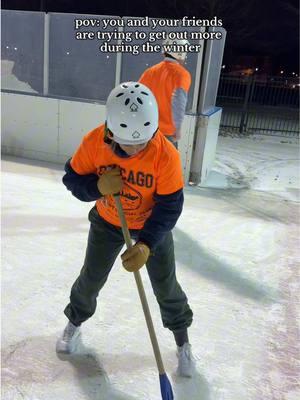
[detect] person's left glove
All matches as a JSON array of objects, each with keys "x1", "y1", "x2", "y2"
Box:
[{"x1": 121, "y1": 242, "x2": 150, "y2": 272}]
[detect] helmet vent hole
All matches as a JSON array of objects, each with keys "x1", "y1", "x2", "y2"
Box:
[
  {"x1": 137, "y1": 97, "x2": 143, "y2": 104},
  {"x1": 135, "y1": 84, "x2": 140, "y2": 88},
  {"x1": 144, "y1": 122, "x2": 150, "y2": 126},
  {"x1": 116, "y1": 92, "x2": 124, "y2": 97},
  {"x1": 120, "y1": 123, "x2": 127, "y2": 128},
  {"x1": 141, "y1": 91, "x2": 149, "y2": 96},
  {"x1": 122, "y1": 84, "x2": 128, "y2": 88},
  {"x1": 131, "y1": 91, "x2": 134, "y2": 93},
  {"x1": 125, "y1": 98, "x2": 130, "y2": 105}
]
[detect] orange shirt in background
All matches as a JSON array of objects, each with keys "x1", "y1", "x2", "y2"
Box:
[
  {"x1": 139, "y1": 60, "x2": 191, "y2": 136},
  {"x1": 70, "y1": 125, "x2": 184, "y2": 230}
]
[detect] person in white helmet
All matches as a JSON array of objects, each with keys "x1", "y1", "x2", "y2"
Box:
[
  {"x1": 139, "y1": 35, "x2": 192, "y2": 148},
  {"x1": 56, "y1": 82, "x2": 194, "y2": 377}
]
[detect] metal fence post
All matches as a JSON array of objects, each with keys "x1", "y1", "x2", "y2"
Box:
[
  {"x1": 239, "y1": 75, "x2": 253, "y2": 133},
  {"x1": 43, "y1": 12, "x2": 50, "y2": 96},
  {"x1": 114, "y1": 25, "x2": 123, "y2": 87}
]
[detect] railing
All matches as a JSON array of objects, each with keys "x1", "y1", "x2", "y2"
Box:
[{"x1": 216, "y1": 74, "x2": 299, "y2": 136}]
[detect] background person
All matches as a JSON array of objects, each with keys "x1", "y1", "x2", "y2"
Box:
[{"x1": 139, "y1": 36, "x2": 191, "y2": 148}]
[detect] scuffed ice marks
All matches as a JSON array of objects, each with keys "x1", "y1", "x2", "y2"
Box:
[
  {"x1": 1, "y1": 336, "x2": 142, "y2": 400},
  {"x1": 2, "y1": 337, "x2": 66, "y2": 385}
]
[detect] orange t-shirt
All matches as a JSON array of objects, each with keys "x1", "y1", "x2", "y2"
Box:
[
  {"x1": 139, "y1": 61, "x2": 191, "y2": 136},
  {"x1": 70, "y1": 125, "x2": 184, "y2": 230}
]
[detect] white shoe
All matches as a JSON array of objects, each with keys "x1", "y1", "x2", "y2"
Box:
[
  {"x1": 56, "y1": 321, "x2": 81, "y2": 354},
  {"x1": 176, "y1": 343, "x2": 194, "y2": 377}
]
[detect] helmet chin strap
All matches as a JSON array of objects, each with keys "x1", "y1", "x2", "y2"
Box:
[{"x1": 104, "y1": 121, "x2": 114, "y2": 143}]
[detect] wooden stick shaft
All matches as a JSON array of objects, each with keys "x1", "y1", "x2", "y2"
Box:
[{"x1": 114, "y1": 195, "x2": 165, "y2": 375}]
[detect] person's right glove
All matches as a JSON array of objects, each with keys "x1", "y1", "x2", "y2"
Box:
[{"x1": 97, "y1": 168, "x2": 123, "y2": 195}]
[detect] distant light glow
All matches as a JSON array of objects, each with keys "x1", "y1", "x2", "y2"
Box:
[
  {"x1": 280, "y1": 70, "x2": 284, "y2": 74},
  {"x1": 255, "y1": 67, "x2": 259, "y2": 71},
  {"x1": 14, "y1": 47, "x2": 18, "y2": 51},
  {"x1": 66, "y1": 52, "x2": 70, "y2": 55}
]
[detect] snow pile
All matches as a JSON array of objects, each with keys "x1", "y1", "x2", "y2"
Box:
[
  {"x1": 200, "y1": 135, "x2": 300, "y2": 202},
  {"x1": 1, "y1": 60, "x2": 38, "y2": 93}
]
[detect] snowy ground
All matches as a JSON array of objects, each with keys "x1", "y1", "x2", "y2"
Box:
[
  {"x1": 202, "y1": 135, "x2": 300, "y2": 202},
  {"x1": 1, "y1": 60, "x2": 38, "y2": 94},
  {"x1": 1, "y1": 135, "x2": 300, "y2": 400}
]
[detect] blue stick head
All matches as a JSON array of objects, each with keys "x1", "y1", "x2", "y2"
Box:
[{"x1": 159, "y1": 373, "x2": 174, "y2": 400}]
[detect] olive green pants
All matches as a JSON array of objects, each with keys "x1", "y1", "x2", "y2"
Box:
[{"x1": 64, "y1": 207, "x2": 193, "y2": 333}]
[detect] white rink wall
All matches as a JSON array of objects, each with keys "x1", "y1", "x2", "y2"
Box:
[
  {"x1": 1, "y1": 92, "x2": 106, "y2": 164},
  {"x1": 1, "y1": 92, "x2": 196, "y2": 183}
]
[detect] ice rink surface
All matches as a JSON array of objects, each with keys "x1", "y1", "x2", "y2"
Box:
[{"x1": 1, "y1": 135, "x2": 300, "y2": 400}]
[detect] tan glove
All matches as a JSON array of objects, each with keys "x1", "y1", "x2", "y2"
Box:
[
  {"x1": 97, "y1": 168, "x2": 123, "y2": 195},
  {"x1": 121, "y1": 242, "x2": 150, "y2": 272}
]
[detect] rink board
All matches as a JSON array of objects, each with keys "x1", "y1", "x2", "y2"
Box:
[{"x1": 1, "y1": 92, "x2": 196, "y2": 183}]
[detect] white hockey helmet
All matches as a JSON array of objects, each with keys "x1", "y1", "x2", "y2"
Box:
[
  {"x1": 163, "y1": 34, "x2": 189, "y2": 61},
  {"x1": 106, "y1": 82, "x2": 158, "y2": 145}
]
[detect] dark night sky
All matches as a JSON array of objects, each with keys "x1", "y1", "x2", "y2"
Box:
[{"x1": 2, "y1": 0, "x2": 299, "y2": 73}]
